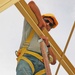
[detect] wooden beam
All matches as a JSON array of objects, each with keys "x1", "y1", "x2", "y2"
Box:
[{"x1": 0, "y1": 0, "x2": 19, "y2": 12}]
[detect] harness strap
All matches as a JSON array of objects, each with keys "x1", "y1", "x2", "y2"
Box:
[
  {"x1": 35, "y1": 69, "x2": 46, "y2": 75},
  {"x1": 17, "y1": 47, "x2": 35, "y2": 73},
  {"x1": 17, "y1": 48, "x2": 43, "y2": 62},
  {"x1": 23, "y1": 29, "x2": 35, "y2": 48},
  {"x1": 25, "y1": 50, "x2": 43, "y2": 62},
  {"x1": 17, "y1": 47, "x2": 45, "y2": 75},
  {"x1": 18, "y1": 56, "x2": 35, "y2": 73},
  {"x1": 16, "y1": 47, "x2": 45, "y2": 74}
]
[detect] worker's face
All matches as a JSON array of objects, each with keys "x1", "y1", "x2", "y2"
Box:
[{"x1": 43, "y1": 17, "x2": 54, "y2": 31}]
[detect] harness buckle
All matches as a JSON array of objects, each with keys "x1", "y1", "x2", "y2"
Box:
[{"x1": 23, "y1": 42, "x2": 29, "y2": 47}]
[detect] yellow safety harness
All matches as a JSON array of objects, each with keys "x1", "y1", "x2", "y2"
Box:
[{"x1": 16, "y1": 29, "x2": 46, "y2": 75}]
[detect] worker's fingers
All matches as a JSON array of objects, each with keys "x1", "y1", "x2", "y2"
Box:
[{"x1": 38, "y1": 19, "x2": 46, "y2": 29}]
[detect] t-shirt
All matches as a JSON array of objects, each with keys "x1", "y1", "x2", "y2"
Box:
[{"x1": 20, "y1": 19, "x2": 48, "y2": 53}]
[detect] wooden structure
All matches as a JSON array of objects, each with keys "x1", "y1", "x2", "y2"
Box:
[{"x1": 0, "y1": 0, "x2": 75, "y2": 75}]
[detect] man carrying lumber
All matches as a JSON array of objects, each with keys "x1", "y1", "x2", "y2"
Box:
[{"x1": 16, "y1": 1, "x2": 58, "y2": 75}]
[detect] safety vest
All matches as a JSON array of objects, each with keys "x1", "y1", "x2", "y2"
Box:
[{"x1": 15, "y1": 29, "x2": 46, "y2": 75}]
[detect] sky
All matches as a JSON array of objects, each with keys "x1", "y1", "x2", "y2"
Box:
[{"x1": 0, "y1": 0, "x2": 75, "y2": 75}]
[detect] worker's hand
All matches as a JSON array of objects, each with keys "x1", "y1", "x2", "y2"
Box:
[
  {"x1": 38, "y1": 19, "x2": 46, "y2": 29},
  {"x1": 40, "y1": 36, "x2": 49, "y2": 46}
]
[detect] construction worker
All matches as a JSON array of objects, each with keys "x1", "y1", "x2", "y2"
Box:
[{"x1": 16, "y1": 1, "x2": 58, "y2": 75}]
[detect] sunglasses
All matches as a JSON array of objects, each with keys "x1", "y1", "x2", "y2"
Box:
[{"x1": 43, "y1": 18, "x2": 54, "y2": 28}]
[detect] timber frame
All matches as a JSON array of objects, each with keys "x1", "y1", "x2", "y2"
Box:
[{"x1": 0, "y1": 0, "x2": 75, "y2": 75}]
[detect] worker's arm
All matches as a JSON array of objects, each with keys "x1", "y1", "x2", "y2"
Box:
[
  {"x1": 28, "y1": 1, "x2": 46, "y2": 28},
  {"x1": 48, "y1": 47, "x2": 56, "y2": 65},
  {"x1": 40, "y1": 36, "x2": 56, "y2": 65}
]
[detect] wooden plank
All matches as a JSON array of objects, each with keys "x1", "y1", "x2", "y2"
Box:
[
  {"x1": 0, "y1": 0, "x2": 19, "y2": 12},
  {"x1": 15, "y1": 0, "x2": 75, "y2": 74}
]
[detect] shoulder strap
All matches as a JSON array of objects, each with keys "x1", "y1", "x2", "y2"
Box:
[
  {"x1": 23, "y1": 29, "x2": 35, "y2": 48},
  {"x1": 26, "y1": 29, "x2": 35, "y2": 42}
]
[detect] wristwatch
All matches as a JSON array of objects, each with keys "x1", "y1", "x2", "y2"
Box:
[{"x1": 47, "y1": 44, "x2": 50, "y2": 48}]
